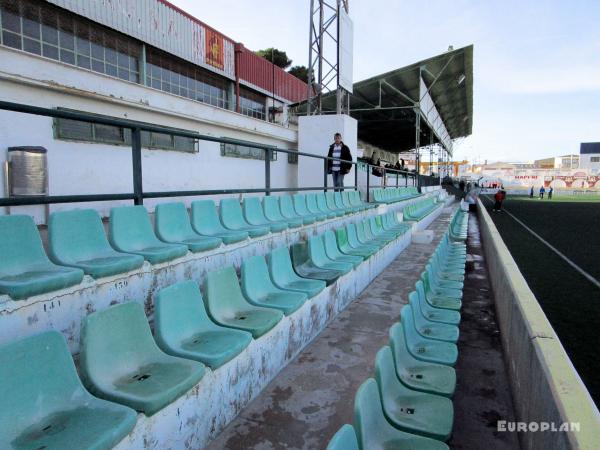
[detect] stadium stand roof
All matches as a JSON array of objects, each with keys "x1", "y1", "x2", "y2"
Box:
[{"x1": 306, "y1": 45, "x2": 473, "y2": 155}]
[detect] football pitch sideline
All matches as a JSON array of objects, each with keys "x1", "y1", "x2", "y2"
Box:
[{"x1": 480, "y1": 194, "x2": 600, "y2": 407}]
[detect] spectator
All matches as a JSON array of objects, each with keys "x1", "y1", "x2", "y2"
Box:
[
  {"x1": 539, "y1": 186, "x2": 545, "y2": 199},
  {"x1": 327, "y1": 132, "x2": 352, "y2": 192},
  {"x1": 493, "y1": 187, "x2": 506, "y2": 212},
  {"x1": 529, "y1": 186, "x2": 534, "y2": 198},
  {"x1": 548, "y1": 186, "x2": 554, "y2": 199}
]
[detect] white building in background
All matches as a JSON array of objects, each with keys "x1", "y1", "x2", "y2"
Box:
[
  {"x1": 0, "y1": 0, "x2": 309, "y2": 223},
  {"x1": 579, "y1": 142, "x2": 600, "y2": 175}
]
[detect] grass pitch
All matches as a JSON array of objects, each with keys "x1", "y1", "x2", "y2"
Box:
[{"x1": 482, "y1": 194, "x2": 600, "y2": 406}]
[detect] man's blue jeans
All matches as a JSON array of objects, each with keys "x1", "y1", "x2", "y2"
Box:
[{"x1": 332, "y1": 171, "x2": 345, "y2": 192}]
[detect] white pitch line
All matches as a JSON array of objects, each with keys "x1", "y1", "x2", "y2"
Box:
[{"x1": 483, "y1": 195, "x2": 600, "y2": 290}]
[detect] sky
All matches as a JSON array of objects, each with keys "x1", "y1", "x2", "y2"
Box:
[{"x1": 169, "y1": 0, "x2": 600, "y2": 164}]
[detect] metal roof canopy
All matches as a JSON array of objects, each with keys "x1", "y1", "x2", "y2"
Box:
[{"x1": 315, "y1": 45, "x2": 473, "y2": 156}]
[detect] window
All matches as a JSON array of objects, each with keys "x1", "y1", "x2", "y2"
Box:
[
  {"x1": 146, "y1": 47, "x2": 229, "y2": 109},
  {"x1": 239, "y1": 87, "x2": 266, "y2": 120},
  {"x1": 287, "y1": 150, "x2": 298, "y2": 164},
  {"x1": 591, "y1": 157, "x2": 600, "y2": 163},
  {"x1": 220, "y1": 143, "x2": 276, "y2": 161},
  {"x1": 0, "y1": 0, "x2": 140, "y2": 82},
  {"x1": 54, "y1": 109, "x2": 197, "y2": 153}
]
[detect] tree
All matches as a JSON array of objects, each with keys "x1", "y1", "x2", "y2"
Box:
[
  {"x1": 255, "y1": 48, "x2": 292, "y2": 69},
  {"x1": 288, "y1": 65, "x2": 309, "y2": 83}
]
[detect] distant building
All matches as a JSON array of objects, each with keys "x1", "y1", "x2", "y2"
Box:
[
  {"x1": 533, "y1": 154, "x2": 579, "y2": 169},
  {"x1": 580, "y1": 143, "x2": 600, "y2": 174}
]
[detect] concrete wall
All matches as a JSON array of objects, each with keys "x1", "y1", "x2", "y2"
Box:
[
  {"x1": 0, "y1": 47, "x2": 298, "y2": 222},
  {"x1": 477, "y1": 199, "x2": 600, "y2": 450}
]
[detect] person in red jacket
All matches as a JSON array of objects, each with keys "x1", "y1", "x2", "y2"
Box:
[{"x1": 493, "y1": 188, "x2": 506, "y2": 212}]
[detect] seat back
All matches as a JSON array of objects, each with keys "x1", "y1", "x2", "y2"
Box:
[
  {"x1": 323, "y1": 230, "x2": 344, "y2": 259},
  {"x1": 326, "y1": 424, "x2": 359, "y2": 450},
  {"x1": 263, "y1": 196, "x2": 286, "y2": 221},
  {"x1": 308, "y1": 235, "x2": 331, "y2": 266},
  {"x1": 48, "y1": 208, "x2": 114, "y2": 265},
  {"x1": 154, "y1": 281, "x2": 216, "y2": 351},
  {"x1": 375, "y1": 345, "x2": 402, "y2": 401},
  {"x1": 191, "y1": 200, "x2": 226, "y2": 234},
  {"x1": 348, "y1": 190, "x2": 360, "y2": 206},
  {"x1": 205, "y1": 266, "x2": 248, "y2": 319},
  {"x1": 80, "y1": 302, "x2": 162, "y2": 385},
  {"x1": 293, "y1": 194, "x2": 311, "y2": 216},
  {"x1": 335, "y1": 227, "x2": 351, "y2": 252},
  {"x1": 305, "y1": 193, "x2": 321, "y2": 214},
  {"x1": 333, "y1": 192, "x2": 346, "y2": 210},
  {"x1": 354, "y1": 378, "x2": 390, "y2": 447},
  {"x1": 0, "y1": 215, "x2": 51, "y2": 275},
  {"x1": 346, "y1": 223, "x2": 362, "y2": 248},
  {"x1": 241, "y1": 255, "x2": 276, "y2": 298},
  {"x1": 279, "y1": 195, "x2": 300, "y2": 219},
  {"x1": 0, "y1": 331, "x2": 88, "y2": 440},
  {"x1": 109, "y1": 205, "x2": 161, "y2": 251},
  {"x1": 316, "y1": 193, "x2": 331, "y2": 213},
  {"x1": 268, "y1": 246, "x2": 299, "y2": 285},
  {"x1": 220, "y1": 198, "x2": 249, "y2": 228},
  {"x1": 155, "y1": 202, "x2": 195, "y2": 242},
  {"x1": 243, "y1": 197, "x2": 268, "y2": 225},
  {"x1": 400, "y1": 304, "x2": 419, "y2": 342},
  {"x1": 325, "y1": 192, "x2": 338, "y2": 210},
  {"x1": 389, "y1": 322, "x2": 412, "y2": 370},
  {"x1": 291, "y1": 241, "x2": 310, "y2": 267}
]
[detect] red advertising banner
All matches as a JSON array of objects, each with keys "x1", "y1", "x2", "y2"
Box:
[{"x1": 205, "y1": 29, "x2": 224, "y2": 70}]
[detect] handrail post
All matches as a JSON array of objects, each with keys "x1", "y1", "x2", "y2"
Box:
[
  {"x1": 132, "y1": 127, "x2": 143, "y2": 205},
  {"x1": 265, "y1": 148, "x2": 271, "y2": 196},
  {"x1": 396, "y1": 171, "x2": 399, "y2": 187},
  {"x1": 323, "y1": 158, "x2": 328, "y2": 192},
  {"x1": 354, "y1": 162, "x2": 358, "y2": 191}
]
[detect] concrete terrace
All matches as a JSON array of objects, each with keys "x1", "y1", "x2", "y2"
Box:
[{"x1": 206, "y1": 207, "x2": 520, "y2": 450}]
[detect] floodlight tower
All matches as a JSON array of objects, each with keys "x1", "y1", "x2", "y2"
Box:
[{"x1": 306, "y1": 0, "x2": 352, "y2": 115}]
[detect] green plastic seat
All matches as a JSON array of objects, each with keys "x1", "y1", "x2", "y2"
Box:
[
  {"x1": 389, "y1": 323, "x2": 456, "y2": 397},
  {"x1": 415, "y1": 281, "x2": 461, "y2": 326},
  {"x1": 308, "y1": 235, "x2": 354, "y2": 274},
  {"x1": 354, "y1": 379, "x2": 449, "y2": 450},
  {"x1": 350, "y1": 190, "x2": 376, "y2": 210},
  {"x1": 334, "y1": 191, "x2": 357, "y2": 213},
  {"x1": 263, "y1": 196, "x2": 303, "y2": 228},
  {"x1": 80, "y1": 302, "x2": 206, "y2": 416},
  {"x1": 323, "y1": 230, "x2": 363, "y2": 268},
  {"x1": 383, "y1": 212, "x2": 412, "y2": 234},
  {"x1": 317, "y1": 193, "x2": 344, "y2": 217},
  {"x1": 326, "y1": 424, "x2": 359, "y2": 450},
  {"x1": 241, "y1": 255, "x2": 307, "y2": 315},
  {"x1": 400, "y1": 306, "x2": 458, "y2": 366},
  {"x1": 205, "y1": 266, "x2": 283, "y2": 338},
  {"x1": 420, "y1": 272, "x2": 462, "y2": 311},
  {"x1": 356, "y1": 220, "x2": 386, "y2": 248},
  {"x1": 363, "y1": 219, "x2": 392, "y2": 245},
  {"x1": 220, "y1": 198, "x2": 270, "y2": 237},
  {"x1": 155, "y1": 202, "x2": 223, "y2": 253},
  {"x1": 0, "y1": 331, "x2": 137, "y2": 450},
  {"x1": 335, "y1": 227, "x2": 376, "y2": 259},
  {"x1": 342, "y1": 191, "x2": 363, "y2": 212},
  {"x1": 190, "y1": 200, "x2": 249, "y2": 244},
  {"x1": 243, "y1": 197, "x2": 288, "y2": 232},
  {"x1": 430, "y1": 253, "x2": 464, "y2": 281},
  {"x1": 267, "y1": 247, "x2": 326, "y2": 298},
  {"x1": 109, "y1": 206, "x2": 188, "y2": 265},
  {"x1": 48, "y1": 209, "x2": 144, "y2": 279},
  {"x1": 154, "y1": 281, "x2": 252, "y2": 369},
  {"x1": 0, "y1": 215, "x2": 84, "y2": 300},
  {"x1": 279, "y1": 195, "x2": 315, "y2": 225},
  {"x1": 291, "y1": 242, "x2": 343, "y2": 285},
  {"x1": 375, "y1": 346, "x2": 454, "y2": 441},
  {"x1": 426, "y1": 263, "x2": 464, "y2": 290},
  {"x1": 346, "y1": 223, "x2": 379, "y2": 254},
  {"x1": 369, "y1": 217, "x2": 398, "y2": 242},
  {"x1": 306, "y1": 193, "x2": 336, "y2": 219},
  {"x1": 408, "y1": 292, "x2": 459, "y2": 343},
  {"x1": 423, "y1": 269, "x2": 463, "y2": 301},
  {"x1": 294, "y1": 193, "x2": 326, "y2": 221},
  {"x1": 327, "y1": 192, "x2": 350, "y2": 215}
]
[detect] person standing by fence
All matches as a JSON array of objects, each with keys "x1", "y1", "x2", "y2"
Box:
[
  {"x1": 539, "y1": 186, "x2": 545, "y2": 199},
  {"x1": 327, "y1": 133, "x2": 352, "y2": 192}
]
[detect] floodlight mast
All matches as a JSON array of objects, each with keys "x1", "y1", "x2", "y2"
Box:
[{"x1": 307, "y1": 0, "x2": 350, "y2": 115}]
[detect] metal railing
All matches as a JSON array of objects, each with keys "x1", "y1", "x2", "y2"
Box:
[{"x1": 0, "y1": 100, "x2": 417, "y2": 208}]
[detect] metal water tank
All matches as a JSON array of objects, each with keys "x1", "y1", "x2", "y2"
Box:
[{"x1": 7, "y1": 146, "x2": 48, "y2": 196}]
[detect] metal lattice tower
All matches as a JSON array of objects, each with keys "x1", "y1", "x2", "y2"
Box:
[{"x1": 307, "y1": 0, "x2": 350, "y2": 115}]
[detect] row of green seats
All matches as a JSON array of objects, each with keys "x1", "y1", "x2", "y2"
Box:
[
  {"x1": 0, "y1": 190, "x2": 376, "y2": 300},
  {"x1": 449, "y1": 209, "x2": 468, "y2": 241},
  {"x1": 403, "y1": 197, "x2": 443, "y2": 221},
  {"x1": 327, "y1": 208, "x2": 468, "y2": 449},
  {"x1": 371, "y1": 187, "x2": 421, "y2": 204}
]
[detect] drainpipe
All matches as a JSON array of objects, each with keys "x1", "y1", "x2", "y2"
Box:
[{"x1": 234, "y1": 43, "x2": 243, "y2": 113}]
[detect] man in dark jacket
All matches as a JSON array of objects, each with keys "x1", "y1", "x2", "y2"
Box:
[{"x1": 327, "y1": 133, "x2": 352, "y2": 192}]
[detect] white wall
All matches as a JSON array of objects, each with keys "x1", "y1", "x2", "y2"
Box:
[
  {"x1": 297, "y1": 114, "x2": 358, "y2": 190},
  {"x1": 0, "y1": 47, "x2": 299, "y2": 221},
  {"x1": 580, "y1": 154, "x2": 600, "y2": 175}
]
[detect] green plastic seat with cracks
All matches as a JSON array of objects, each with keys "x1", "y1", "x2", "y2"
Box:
[
  {"x1": 80, "y1": 302, "x2": 206, "y2": 416},
  {"x1": 354, "y1": 379, "x2": 449, "y2": 450},
  {"x1": 408, "y1": 292, "x2": 459, "y2": 343},
  {"x1": 375, "y1": 346, "x2": 454, "y2": 441},
  {"x1": 0, "y1": 330, "x2": 137, "y2": 450},
  {"x1": 48, "y1": 208, "x2": 144, "y2": 279},
  {"x1": 109, "y1": 206, "x2": 188, "y2": 264},
  {"x1": 0, "y1": 215, "x2": 84, "y2": 300},
  {"x1": 154, "y1": 280, "x2": 252, "y2": 369},
  {"x1": 205, "y1": 266, "x2": 283, "y2": 338},
  {"x1": 241, "y1": 255, "x2": 308, "y2": 315}
]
